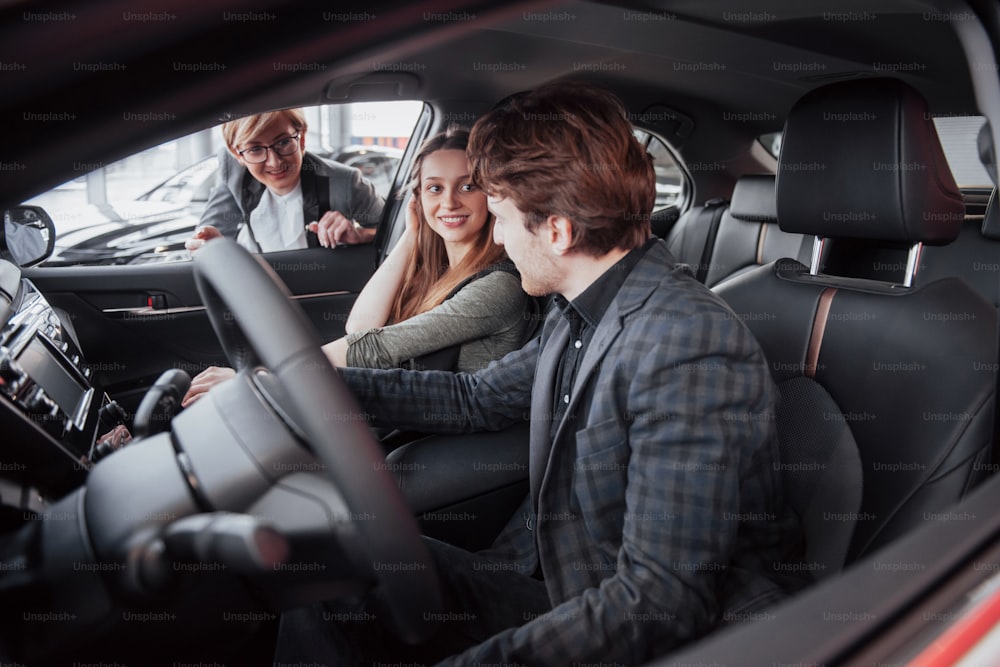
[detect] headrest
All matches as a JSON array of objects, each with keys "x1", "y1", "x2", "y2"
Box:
[
  {"x1": 983, "y1": 189, "x2": 1000, "y2": 240},
  {"x1": 777, "y1": 78, "x2": 964, "y2": 245},
  {"x1": 729, "y1": 175, "x2": 777, "y2": 223}
]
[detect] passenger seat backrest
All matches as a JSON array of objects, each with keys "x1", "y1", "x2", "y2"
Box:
[{"x1": 716, "y1": 78, "x2": 997, "y2": 567}]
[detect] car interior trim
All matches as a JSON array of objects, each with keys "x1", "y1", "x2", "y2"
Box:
[
  {"x1": 755, "y1": 225, "x2": 768, "y2": 266},
  {"x1": 805, "y1": 287, "x2": 836, "y2": 379},
  {"x1": 904, "y1": 567, "x2": 1000, "y2": 667},
  {"x1": 100, "y1": 290, "x2": 353, "y2": 317},
  {"x1": 982, "y1": 189, "x2": 1000, "y2": 239},
  {"x1": 903, "y1": 243, "x2": 924, "y2": 289},
  {"x1": 808, "y1": 236, "x2": 825, "y2": 276},
  {"x1": 69, "y1": 387, "x2": 95, "y2": 432}
]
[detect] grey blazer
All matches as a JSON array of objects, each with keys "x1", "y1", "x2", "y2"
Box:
[
  {"x1": 197, "y1": 149, "x2": 384, "y2": 246},
  {"x1": 340, "y1": 239, "x2": 807, "y2": 666}
]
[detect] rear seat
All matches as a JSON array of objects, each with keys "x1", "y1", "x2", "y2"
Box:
[
  {"x1": 661, "y1": 196, "x2": 728, "y2": 283},
  {"x1": 664, "y1": 175, "x2": 811, "y2": 287},
  {"x1": 919, "y1": 188, "x2": 1000, "y2": 307},
  {"x1": 705, "y1": 175, "x2": 812, "y2": 286},
  {"x1": 667, "y1": 175, "x2": 1000, "y2": 309}
]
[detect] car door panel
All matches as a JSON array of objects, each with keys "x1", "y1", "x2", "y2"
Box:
[{"x1": 23, "y1": 244, "x2": 377, "y2": 410}]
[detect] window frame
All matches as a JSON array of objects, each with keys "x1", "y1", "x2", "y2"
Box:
[{"x1": 633, "y1": 127, "x2": 693, "y2": 216}]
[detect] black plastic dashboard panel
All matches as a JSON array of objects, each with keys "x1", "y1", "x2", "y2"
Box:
[{"x1": 0, "y1": 261, "x2": 101, "y2": 496}]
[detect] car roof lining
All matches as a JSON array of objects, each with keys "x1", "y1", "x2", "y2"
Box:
[{"x1": 0, "y1": 0, "x2": 993, "y2": 206}]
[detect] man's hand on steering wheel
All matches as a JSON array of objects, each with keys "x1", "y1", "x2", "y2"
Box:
[{"x1": 181, "y1": 366, "x2": 237, "y2": 407}]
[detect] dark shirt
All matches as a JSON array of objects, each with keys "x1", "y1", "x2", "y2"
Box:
[{"x1": 549, "y1": 238, "x2": 655, "y2": 442}]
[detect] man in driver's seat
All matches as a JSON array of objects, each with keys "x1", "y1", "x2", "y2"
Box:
[{"x1": 277, "y1": 82, "x2": 807, "y2": 666}]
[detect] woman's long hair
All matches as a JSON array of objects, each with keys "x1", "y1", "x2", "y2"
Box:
[{"x1": 389, "y1": 126, "x2": 508, "y2": 324}]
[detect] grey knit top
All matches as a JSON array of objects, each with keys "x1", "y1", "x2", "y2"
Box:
[{"x1": 344, "y1": 270, "x2": 529, "y2": 373}]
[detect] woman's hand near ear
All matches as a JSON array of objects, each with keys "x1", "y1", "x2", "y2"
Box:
[{"x1": 342, "y1": 194, "x2": 419, "y2": 334}]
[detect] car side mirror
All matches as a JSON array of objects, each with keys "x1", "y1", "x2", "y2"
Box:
[{"x1": 2, "y1": 205, "x2": 56, "y2": 268}]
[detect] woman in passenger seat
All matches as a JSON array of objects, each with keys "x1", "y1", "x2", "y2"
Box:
[
  {"x1": 321, "y1": 126, "x2": 529, "y2": 372},
  {"x1": 182, "y1": 127, "x2": 529, "y2": 406}
]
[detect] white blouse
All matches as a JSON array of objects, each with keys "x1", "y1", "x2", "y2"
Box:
[{"x1": 237, "y1": 181, "x2": 306, "y2": 252}]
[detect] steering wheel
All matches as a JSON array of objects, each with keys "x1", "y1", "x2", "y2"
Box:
[{"x1": 192, "y1": 238, "x2": 441, "y2": 642}]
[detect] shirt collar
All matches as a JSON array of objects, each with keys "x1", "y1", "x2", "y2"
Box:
[{"x1": 556, "y1": 237, "x2": 655, "y2": 329}]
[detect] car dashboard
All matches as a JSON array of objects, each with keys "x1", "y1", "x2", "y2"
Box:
[{"x1": 0, "y1": 258, "x2": 122, "y2": 510}]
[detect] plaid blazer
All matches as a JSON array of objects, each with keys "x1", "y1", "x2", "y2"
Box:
[{"x1": 341, "y1": 239, "x2": 805, "y2": 666}]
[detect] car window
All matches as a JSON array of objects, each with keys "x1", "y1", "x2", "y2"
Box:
[
  {"x1": 633, "y1": 129, "x2": 690, "y2": 213},
  {"x1": 136, "y1": 157, "x2": 219, "y2": 205},
  {"x1": 25, "y1": 101, "x2": 423, "y2": 267},
  {"x1": 759, "y1": 131, "x2": 782, "y2": 159},
  {"x1": 757, "y1": 116, "x2": 992, "y2": 188},
  {"x1": 933, "y1": 116, "x2": 992, "y2": 188}
]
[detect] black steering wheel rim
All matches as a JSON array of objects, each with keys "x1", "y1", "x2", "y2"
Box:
[{"x1": 192, "y1": 239, "x2": 441, "y2": 642}]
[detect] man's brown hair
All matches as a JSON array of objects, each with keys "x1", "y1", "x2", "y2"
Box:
[{"x1": 468, "y1": 82, "x2": 654, "y2": 255}]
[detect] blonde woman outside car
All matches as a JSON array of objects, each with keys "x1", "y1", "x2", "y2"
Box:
[{"x1": 185, "y1": 108, "x2": 383, "y2": 254}]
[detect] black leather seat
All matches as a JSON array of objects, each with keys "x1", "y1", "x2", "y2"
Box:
[
  {"x1": 705, "y1": 175, "x2": 811, "y2": 287},
  {"x1": 715, "y1": 78, "x2": 998, "y2": 570},
  {"x1": 919, "y1": 187, "x2": 1000, "y2": 308},
  {"x1": 663, "y1": 196, "x2": 728, "y2": 282},
  {"x1": 664, "y1": 175, "x2": 810, "y2": 287}
]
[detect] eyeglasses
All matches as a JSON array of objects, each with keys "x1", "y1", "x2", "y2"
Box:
[{"x1": 237, "y1": 134, "x2": 300, "y2": 163}]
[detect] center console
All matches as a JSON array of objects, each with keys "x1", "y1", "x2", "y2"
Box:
[{"x1": 0, "y1": 261, "x2": 122, "y2": 499}]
